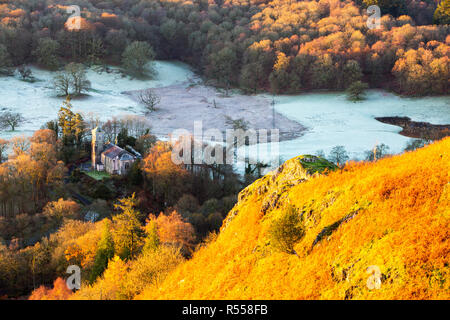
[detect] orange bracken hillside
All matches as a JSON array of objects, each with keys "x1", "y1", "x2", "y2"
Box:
[{"x1": 138, "y1": 138, "x2": 450, "y2": 300}]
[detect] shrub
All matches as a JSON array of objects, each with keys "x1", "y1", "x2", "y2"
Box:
[{"x1": 268, "y1": 205, "x2": 305, "y2": 255}]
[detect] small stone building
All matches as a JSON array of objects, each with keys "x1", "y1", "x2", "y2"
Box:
[
  {"x1": 101, "y1": 143, "x2": 136, "y2": 175},
  {"x1": 91, "y1": 127, "x2": 138, "y2": 175}
]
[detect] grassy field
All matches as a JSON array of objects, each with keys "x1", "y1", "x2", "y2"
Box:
[{"x1": 84, "y1": 171, "x2": 110, "y2": 181}]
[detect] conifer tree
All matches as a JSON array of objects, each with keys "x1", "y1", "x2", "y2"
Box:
[
  {"x1": 142, "y1": 220, "x2": 160, "y2": 253},
  {"x1": 57, "y1": 97, "x2": 85, "y2": 152},
  {"x1": 90, "y1": 220, "x2": 115, "y2": 283},
  {"x1": 112, "y1": 194, "x2": 144, "y2": 260}
]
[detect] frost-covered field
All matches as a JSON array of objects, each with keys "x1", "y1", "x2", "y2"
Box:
[
  {"x1": 127, "y1": 82, "x2": 305, "y2": 140},
  {"x1": 0, "y1": 61, "x2": 193, "y2": 140},
  {"x1": 265, "y1": 91, "x2": 450, "y2": 162},
  {"x1": 0, "y1": 60, "x2": 449, "y2": 165}
]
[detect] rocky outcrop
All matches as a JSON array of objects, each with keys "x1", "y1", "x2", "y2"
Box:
[{"x1": 222, "y1": 155, "x2": 337, "y2": 231}]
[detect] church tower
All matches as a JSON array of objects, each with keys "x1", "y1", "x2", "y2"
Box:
[{"x1": 91, "y1": 127, "x2": 104, "y2": 170}]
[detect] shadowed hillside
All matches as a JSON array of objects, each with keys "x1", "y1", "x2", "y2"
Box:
[{"x1": 138, "y1": 138, "x2": 450, "y2": 300}]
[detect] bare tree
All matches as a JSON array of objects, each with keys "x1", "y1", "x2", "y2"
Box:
[
  {"x1": 53, "y1": 63, "x2": 91, "y2": 97},
  {"x1": 139, "y1": 89, "x2": 160, "y2": 113},
  {"x1": 328, "y1": 145, "x2": 349, "y2": 166},
  {"x1": 365, "y1": 143, "x2": 390, "y2": 161},
  {"x1": 119, "y1": 115, "x2": 151, "y2": 137},
  {"x1": 53, "y1": 72, "x2": 71, "y2": 96},
  {"x1": 0, "y1": 110, "x2": 24, "y2": 131},
  {"x1": 66, "y1": 63, "x2": 91, "y2": 96},
  {"x1": 83, "y1": 112, "x2": 101, "y2": 130},
  {"x1": 17, "y1": 66, "x2": 33, "y2": 81}
]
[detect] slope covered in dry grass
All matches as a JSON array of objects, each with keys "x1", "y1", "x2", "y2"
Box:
[{"x1": 139, "y1": 138, "x2": 450, "y2": 300}]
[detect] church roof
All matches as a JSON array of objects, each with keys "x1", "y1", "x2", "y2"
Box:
[
  {"x1": 120, "y1": 153, "x2": 134, "y2": 161},
  {"x1": 102, "y1": 144, "x2": 134, "y2": 160}
]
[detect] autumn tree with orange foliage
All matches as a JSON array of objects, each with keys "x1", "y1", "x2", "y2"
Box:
[
  {"x1": 393, "y1": 44, "x2": 449, "y2": 95},
  {"x1": 146, "y1": 210, "x2": 195, "y2": 256},
  {"x1": 29, "y1": 277, "x2": 72, "y2": 300},
  {"x1": 142, "y1": 141, "x2": 189, "y2": 206},
  {"x1": 0, "y1": 129, "x2": 66, "y2": 217},
  {"x1": 43, "y1": 198, "x2": 80, "y2": 230}
]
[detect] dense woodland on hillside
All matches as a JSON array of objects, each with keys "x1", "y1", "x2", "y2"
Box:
[{"x1": 0, "y1": 0, "x2": 448, "y2": 95}]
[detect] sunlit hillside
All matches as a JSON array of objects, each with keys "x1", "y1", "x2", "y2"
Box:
[{"x1": 138, "y1": 138, "x2": 450, "y2": 300}]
